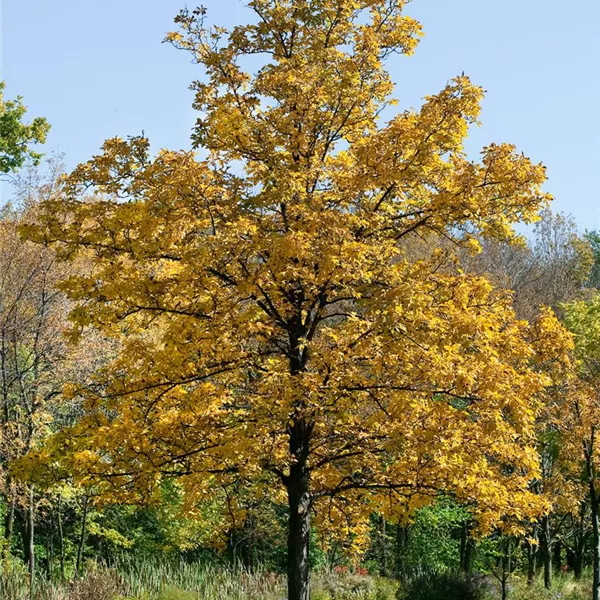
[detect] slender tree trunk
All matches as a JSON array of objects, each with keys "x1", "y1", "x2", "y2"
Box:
[
  {"x1": 465, "y1": 539, "x2": 474, "y2": 575},
  {"x1": 574, "y1": 504, "x2": 587, "y2": 580},
  {"x1": 584, "y1": 433, "x2": 600, "y2": 600},
  {"x1": 567, "y1": 546, "x2": 583, "y2": 579},
  {"x1": 380, "y1": 517, "x2": 389, "y2": 577},
  {"x1": 75, "y1": 496, "x2": 89, "y2": 579},
  {"x1": 541, "y1": 515, "x2": 553, "y2": 589},
  {"x1": 57, "y1": 497, "x2": 65, "y2": 581},
  {"x1": 574, "y1": 541, "x2": 584, "y2": 579},
  {"x1": 460, "y1": 520, "x2": 473, "y2": 575},
  {"x1": 28, "y1": 485, "x2": 35, "y2": 600},
  {"x1": 241, "y1": 515, "x2": 255, "y2": 571},
  {"x1": 498, "y1": 537, "x2": 512, "y2": 600},
  {"x1": 460, "y1": 521, "x2": 467, "y2": 572},
  {"x1": 46, "y1": 527, "x2": 53, "y2": 579},
  {"x1": 500, "y1": 550, "x2": 508, "y2": 600},
  {"x1": 527, "y1": 535, "x2": 537, "y2": 586},
  {"x1": 590, "y1": 489, "x2": 600, "y2": 600},
  {"x1": 460, "y1": 520, "x2": 474, "y2": 574},
  {"x1": 501, "y1": 579, "x2": 508, "y2": 600},
  {"x1": 553, "y1": 539, "x2": 562, "y2": 573},
  {"x1": 3, "y1": 490, "x2": 16, "y2": 559},
  {"x1": 396, "y1": 525, "x2": 408, "y2": 579}
]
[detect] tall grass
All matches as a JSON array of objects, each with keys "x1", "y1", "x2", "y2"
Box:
[
  {"x1": 0, "y1": 558, "x2": 285, "y2": 600},
  {"x1": 116, "y1": 557, "x2": 284, "y2": 599},
  {"x1": 5, "y1": 557, "x2": 590, "y2": 600}
]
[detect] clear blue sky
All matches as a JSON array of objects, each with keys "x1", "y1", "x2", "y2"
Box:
[{"x1": 2, "y1": 0, "x2": 599, "y2": 227}]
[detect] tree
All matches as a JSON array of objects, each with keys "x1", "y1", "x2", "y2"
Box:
[
  {"x1": 0, "y1": 82, "x2": 49, "y2": 176},
  {"x1": 584, "y1": 230, "x2": 600, "y2": 288},
  {"x1": 24, "y1": 2, "x2": 570, "y2": 598},
  {"x1": 0, "y1": 204, "x2": 70, "y2": 591},
  {"x1": 560, "y1": 296, "x2": 600, "y2": 600},
  {"x1": 460, "y1": 209, "x2": 592, "y2": 321},
  {"x1": 0, "y1": 162, "x2": 107, "y2": 592}
]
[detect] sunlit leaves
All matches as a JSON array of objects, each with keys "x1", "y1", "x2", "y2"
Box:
[{"x1": 23, "y1": 0, "x2": 567, "y2": 543}]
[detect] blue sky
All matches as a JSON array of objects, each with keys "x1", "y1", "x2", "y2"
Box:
[{"x1": 2, "y1": 0, "x2": 599, "y2": 227}]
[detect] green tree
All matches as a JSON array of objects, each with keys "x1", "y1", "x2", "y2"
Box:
[
  {"x1": 585, "y1": 230, "x2": 600, "y2": 288},
  {"x1": 0, "y1": 82, "x2": 50, "y2": 175}
]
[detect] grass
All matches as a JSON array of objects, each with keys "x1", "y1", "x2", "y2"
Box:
[
  {"x1": 0, "y1": 557, "x2": 402, "y2": 600},
  {"x1": 1, "y1": 560, "x2": 283, "y2": 600},
  {"x1": 0, "y1": 559, "x2": 593, "y2": 600}
]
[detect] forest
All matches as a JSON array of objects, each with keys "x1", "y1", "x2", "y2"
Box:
[{"x1": 1, "y1": 1, "x2": 599, "y2": 599}]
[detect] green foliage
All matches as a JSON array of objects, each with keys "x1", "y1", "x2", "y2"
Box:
[
  {"x1": 562, "y1": 293, "x2": 600, "y2": 365},
  {"x1": 585, "y1": 230, "x2": 600, "y2": 288},
  {"x1": 155, "y1": 587, "x2": 197, "y2": 600},
  {"x1": 0, "y1": 81, "x2": 49, "y2": 174},
  {"x1": 397, "y1": 499, "x2": 470, "y2": 576}
]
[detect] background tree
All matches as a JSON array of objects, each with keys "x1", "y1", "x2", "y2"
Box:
[
  {"x1": 0, "y1": 160, "x2": 109, "y2": 594},
  {"x1": 461, "y1": 209, "x2": 592, "y2": 321},
  {"x1": 0, "y1": 82, "x2": 49, "y2": 176},
  {"x1": 0, "y1": 203, "x2": 70, "y2": 589},
  {"x1": 560, "y1": 295, "x2": 600, "y2": 600},
  {"x1": 584, "y1": 230, "x2": 600, "y2": 289}
]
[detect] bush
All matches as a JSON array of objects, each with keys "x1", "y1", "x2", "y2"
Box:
[
  {"x1": 396, "y1": 572, "x2": 483, "y2": 600},
  {"x1": 66, "y1": 569, "x2": 124, "y2": 600},
  {"x1": 312, "y1": 572, "x2": 398, "y2": 600},
  {"x1": 156, "y1": 586, "x2": 197, "y2": 600}
]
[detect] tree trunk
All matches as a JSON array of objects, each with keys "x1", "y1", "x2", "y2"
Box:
[
  {"x1": 527, "y1": 532, "x2": 537, "y2": 585},
  {"x1": 567, "y1": 546, "x2": 583, "y2": 579},
  {"x1": 591, "y1": 489, "x2": 600, "y2": 600},
  {"x1": 379, "y1": 517, "x2": 389, "y2": 577},
  {"x1": 57, "y1": 497, "x2": 65, "y2": 581},
  {"x1": 28, "y1": 486, "x2": 35, "y2": 600},
  {"x1": 3, "y1": 491, "x2": 15, "y2": 559},
  {"x1": 286, "y1": 461, "x2": 311, "y2": 600},
  {"x1": 500, "y1": 547, "x2": 508, "y2": 600},
  {"x1": 541, "y1": 516, "x2": 553, "y2": 589},
  {"x1": 46, "y1": 526, "x2": 53, "y2": 579},
  {"x1": 460, "y1": 520, "x2": 474, "y2": 574},
  {"x1": 460, "y1": 521, "x2": 467, "y2": 572},
  {"x1": 553, "y1": 539, "x2": 562, "y2": 573},
  {"x1": 574, "y1": 542, "x2": 584, "y2": 579},
  {"x1": 495, "y1": 537, "x2": 513, "y2": 600},
  {"x1": 396, "y1": 525, "x2": 409, "y2": 579},
  {"x1": 75, "y1": 496, "x2": 89, "y2": 579},
  {"x1": 585, "y1": 435, "x2": 600, "y2": 600},
  {"x1": 573, "y1": 503, "x2": 587, "y2": 580},
  {"x1": 241, "y1": 515, "x2": 255, "y2": 571}
]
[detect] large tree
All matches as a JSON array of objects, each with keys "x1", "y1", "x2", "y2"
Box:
[{"x1": 24, "y1": 2, "x2": 569, "y2": 598}]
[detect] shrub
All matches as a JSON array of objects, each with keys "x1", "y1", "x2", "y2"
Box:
[
  {"x1": 312, "y1": 572, "x2": 398, "y2": 600},
  {"x1": 65, "y1": 569, "x2": 125, "y2": 600},
  {"x1": 156, "y1": 586, "x2": 197, "y2": 600},
  {"x1": 396, "y1": 572, "x2": 483, "y2": 600}
]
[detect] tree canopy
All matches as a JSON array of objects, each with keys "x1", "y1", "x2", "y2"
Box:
[{"x1": 20, "y1": 1, "x2": 574, "y2": 598}]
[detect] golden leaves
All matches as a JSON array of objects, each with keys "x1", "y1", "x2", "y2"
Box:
[{"x1": 20, "y1": 0, "x2": 568, "y2": 542}]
